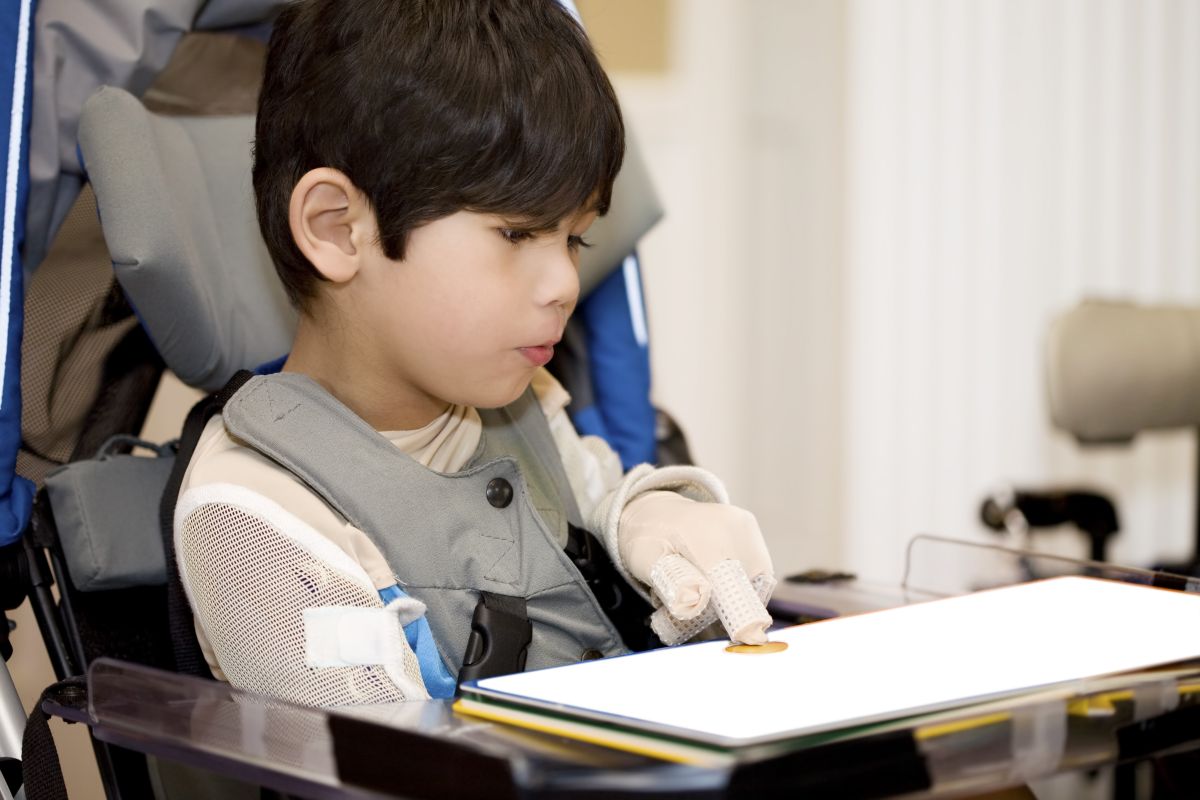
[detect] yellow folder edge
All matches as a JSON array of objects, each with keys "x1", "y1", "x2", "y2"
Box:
[
  {"x1": 916, "y1": 680, "x2": 1200, "y2": 741},
  {"x1": 452, "y1": 698, "x2": 731, "y2": 766}
]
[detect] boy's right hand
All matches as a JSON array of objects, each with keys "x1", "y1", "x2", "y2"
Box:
[{"x1": 617, "y1": 491, "x2": 776, "y2": 645}]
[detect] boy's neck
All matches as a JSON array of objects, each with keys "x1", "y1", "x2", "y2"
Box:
[{"x1": 284, "y1": 314, "x2": 451, "y2": 432}]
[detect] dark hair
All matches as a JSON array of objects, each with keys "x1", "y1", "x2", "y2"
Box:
[{"x1": 254, "y1": 0, "x2": 625, "y2": 309}]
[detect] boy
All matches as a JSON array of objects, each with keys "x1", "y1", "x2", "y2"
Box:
[{"x1": 174, "y1": 0, "x2": 775, "y2": 706}]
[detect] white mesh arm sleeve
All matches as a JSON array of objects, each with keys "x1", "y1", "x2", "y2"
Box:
[{"x1": 175, "y1": 484, "x2": 429, "y2": 706}]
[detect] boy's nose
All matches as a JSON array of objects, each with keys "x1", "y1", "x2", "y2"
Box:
[{"x1": 537, "y1": 248, "x2": 580, "y2": 313}]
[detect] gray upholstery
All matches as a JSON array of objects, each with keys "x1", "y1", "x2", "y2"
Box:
[
  {"x1": 577, "y1": 129, "x2": 663, "y2": 296},
  {"x1": 1046, "y1": 300, "x2": 1200, "y2": 443},
  {"x1": 79, "y1": 86, "x2": 295, "y2": 391},
  {"x1": 44, "y1": 449, "x2": 173, "y2": 590}
]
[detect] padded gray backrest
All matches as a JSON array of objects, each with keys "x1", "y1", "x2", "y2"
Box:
[
  {"x1": 79, "y1": 86, "x2": 295, "y2": 392},
  {"x1": 577, "y1": 129, "x2": 663, "y2": 296},
  {"x1": 78, "y1": 86, "x2": 663, "y2": 392}
]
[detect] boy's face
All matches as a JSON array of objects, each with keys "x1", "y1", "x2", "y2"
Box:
[{"x1": 344, "y1": 206, "x2": 596, "y2": 421}]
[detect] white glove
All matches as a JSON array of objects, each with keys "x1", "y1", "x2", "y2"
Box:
[{"x1": 617, "y1": 491, "x2": 776, "y2": 645}]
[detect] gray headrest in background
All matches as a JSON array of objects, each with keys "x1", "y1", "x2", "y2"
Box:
[
  {"x1": 577, "y1": 130, "x2": 663, "y2": 296},
  {"x1": 79, "y1": 86, "x2": 295, "y2": 391},
  {"x1": 1046, "y1": 300, "x2": 1200, "y2": 444}
]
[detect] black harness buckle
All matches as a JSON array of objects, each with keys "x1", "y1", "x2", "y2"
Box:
[{"x1": 457, "y1": 591, "x2": 532, "y2": 688}]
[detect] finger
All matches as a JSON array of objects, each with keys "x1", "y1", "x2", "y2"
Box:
[
  {"x1": 650, "y1": 553, "x2": 712, "y2": 620},
  {"x1": 722, "y1": 507, "x2": 775, "y2": 581},
  {"x1": 650, "y1": 604, "x2": 717, "y2": 646},
  {"x1": 708, "y1": 559, "x2": 773, "y2": 645},
  {"x1": 752, "y1": 573, "x2": 778, "y2": 605},
  {"x1": 622, "y1": 536, "x2": 676, "y2": 585},
  {"x1": 674, "y1": 504, "x2": 774, "y2": 580}
]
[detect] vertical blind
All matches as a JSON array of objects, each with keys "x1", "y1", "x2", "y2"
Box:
[{"x1": 844, "y1": 0, "x2": 1200, "y2": 582}]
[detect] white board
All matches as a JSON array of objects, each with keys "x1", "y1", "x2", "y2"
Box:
[{"x1": 469, "y1": 577, "x2": 1200, "y2": 746}]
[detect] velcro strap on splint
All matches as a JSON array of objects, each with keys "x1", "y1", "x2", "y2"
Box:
[{"x1": 303, "y1": 597, "x2": 427, "y2": 668}]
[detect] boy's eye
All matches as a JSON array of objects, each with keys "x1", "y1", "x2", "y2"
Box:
[
  {"x1": 499, "y1": 228, "x2": 534, "y2": 245},
  {"x1": 499, "y1": 227, "x2": 592, "y2": 254}
]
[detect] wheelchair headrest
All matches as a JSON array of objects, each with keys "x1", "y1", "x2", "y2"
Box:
[
  {"x1": 79, "y1": 86, "x2": 662, "y2": 392},
  {"x1": 577, "y1": 128, "x2": 663, "y2": 296},
  {"x1": 79, "y1": 86, "x2": 294, "y2": 392}
]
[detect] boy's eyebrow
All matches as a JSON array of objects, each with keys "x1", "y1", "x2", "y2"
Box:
[
  {"x1": 501, "y1": 204, "x2": 600, "y2": 233},
  {"x1": 530, "y1": 221, "x2": 565, "y2": 234}
]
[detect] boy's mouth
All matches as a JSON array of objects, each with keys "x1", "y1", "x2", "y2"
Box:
[{"x1": 518, "y1": 341, "x2": 558, "y2": 367}]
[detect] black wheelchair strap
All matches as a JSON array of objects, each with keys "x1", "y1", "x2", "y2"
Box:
[
  {"x1": 456, "y1": 527, "x2": 660, "y2": 686},
  {"x1": 564, "y1": 523, "x2": 662, "y2": 653},
  {"x1": 158, "y1": 370, "x2": 255, "y2": 677},
  {"x1": 20, "y1": 677, "x2": 86, "y2": 800}
]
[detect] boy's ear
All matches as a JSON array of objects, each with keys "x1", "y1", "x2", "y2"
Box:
[{"x1": 289, "y1": 168, "x2": 374, "y2": 284}]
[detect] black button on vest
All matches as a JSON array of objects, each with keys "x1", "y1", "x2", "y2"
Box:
[{"x1": 486, "y1": 477, "x2": 514, "y2": 508}]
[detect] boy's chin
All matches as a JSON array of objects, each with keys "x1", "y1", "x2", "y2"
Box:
[{"x1": 466, "y1": 376, "x2": 534, "y2": 411}]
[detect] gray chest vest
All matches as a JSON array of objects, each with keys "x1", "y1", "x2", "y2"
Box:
[{"x1": 222, "y1": 373, "x2": 628, "y2": 674}]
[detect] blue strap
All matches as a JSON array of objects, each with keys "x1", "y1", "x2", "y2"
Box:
[
  {"x1": 378, "y1": 584, "x2": 457, "y2": 699},
  {"x1": 574, "y1": 253, "x2": 656, "y2": 470},
  {"x1": 569, "y1": 404, "x2": 611, "y2": 444},
  {"x1": 0, "y1": 0, "x2": 38, "y2": 547},
  {"x1": 255, "y1": 353, "x2": 288, "y2": 375}
]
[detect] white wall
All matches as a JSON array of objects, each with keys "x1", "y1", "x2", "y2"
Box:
[
  {"x1": 614, "y1": 0, "x2": 847, "y2": 576},
  {"x1": 617, "y1": 0, "x2": 1200, "y2": 585}
]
